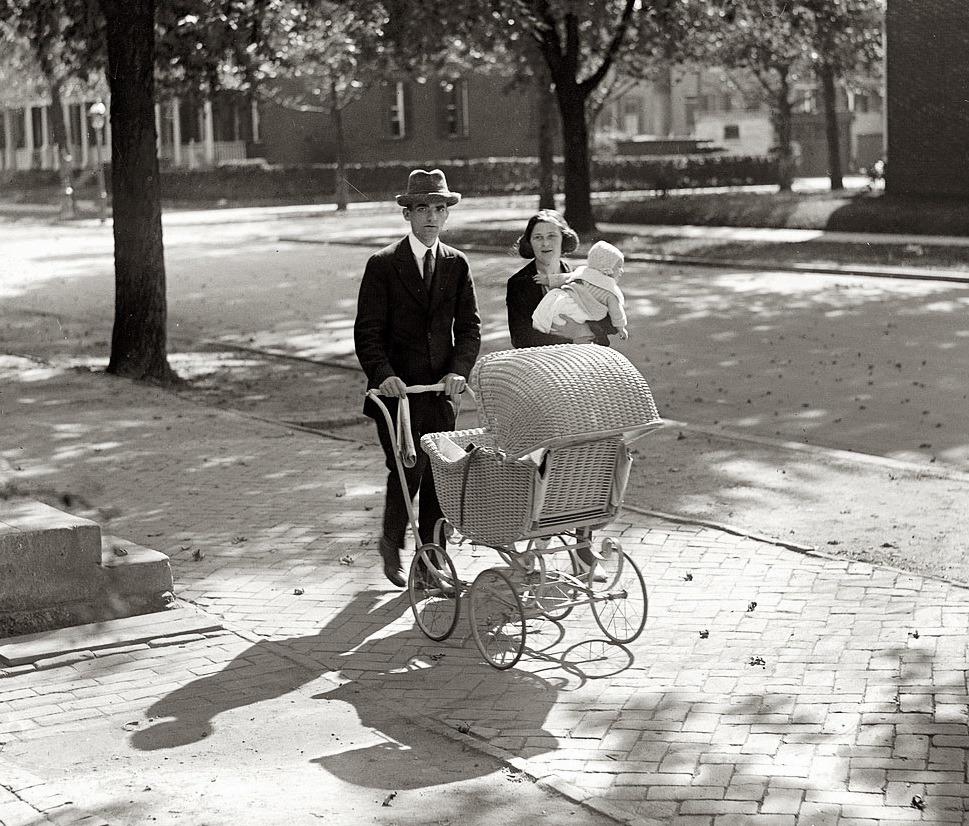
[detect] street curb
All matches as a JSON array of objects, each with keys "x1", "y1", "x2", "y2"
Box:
[
  {"x1": 625, "y1": 501, "x2": 969, "y2": 594},
  {"x1": 278, "y1": 234, "x2": 969, "y2": 284},
  {"x1": 665, "y1": 419, "x2": 969, "y2": 483},
  {"x1": 622, "y1": 250, "x2": 969, "y2": 284},
  {"x1": 623, "y1": 503, "x2": 818, "y2": 554}
]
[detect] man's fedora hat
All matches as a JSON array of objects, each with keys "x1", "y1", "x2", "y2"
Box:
[{"x1": 396, "y1": 168, "x2": 461, "y2": 207}]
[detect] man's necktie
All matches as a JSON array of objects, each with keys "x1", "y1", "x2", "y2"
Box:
[{"x1": 423, "y1": 248, "x2": 434, "y2": 292}]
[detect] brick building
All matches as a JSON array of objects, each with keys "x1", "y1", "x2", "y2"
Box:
[
  {"x1": 886, "y1": 0, "x2": 969, "y2": 197},
  {"x1": 0, "y1": 73, "x2": 543, "y2": 175}
]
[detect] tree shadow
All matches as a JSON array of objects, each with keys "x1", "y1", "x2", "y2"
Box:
[{"x1": 824, "y1": 190, "x2": 969, "y2": 235}]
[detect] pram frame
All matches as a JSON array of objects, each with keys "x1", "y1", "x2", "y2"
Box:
[{"x1": 366, "y1": 382, "x2": 654, "y2": 669}]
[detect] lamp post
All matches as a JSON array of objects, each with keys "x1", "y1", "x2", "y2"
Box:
[{"x1": 87, "y1": 100, "x2": 108, "y2": 224}]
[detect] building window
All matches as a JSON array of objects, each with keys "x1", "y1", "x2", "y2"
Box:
[
  {"x1": 31, "y1": 106, "x2": 44, "y2": 147},
  {"x1": 684, "y1": 96, "x2": 699, "y2": 133},
  {"x1": 387, "y1": 81, "x2": 407, "y2": 139},
  {"x1": 69, "y1": 104, "x2": 83, "y2": 148},
  {"x1": 724, "y1": 124, "x2": 740, "y2": 140},
  {"x1": 853, "y1": 92, "x2": 883, "y2": 115},
  {"x1": 796, "y1": 90, "x2": 817, "y2": 114},
  {"x1": 438, "y1": 78, "x2": 469, "y2": 138}
]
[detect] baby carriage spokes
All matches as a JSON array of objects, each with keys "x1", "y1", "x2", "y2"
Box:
[{"x1": 366, "y1": 344, "x2": 663, "y2": 670}]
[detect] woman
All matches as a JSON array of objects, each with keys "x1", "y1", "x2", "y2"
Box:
[
  {"x1": 506, "y1": 209, "x2": 615, "y2": 349},
  {"x1": 505, "y1": 210, "x2": 612, "y2": 578}
]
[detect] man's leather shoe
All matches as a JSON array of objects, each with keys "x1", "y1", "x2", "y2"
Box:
[
  {"x1": 383, "y1": 561, "x2": 406, "y2": 588},
  {"x1": 378, "y1": 537, "x2": 406, "y2": 588}
]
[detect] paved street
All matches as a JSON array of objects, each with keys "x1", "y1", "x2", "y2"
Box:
[{"x1": 2, "y1": 206, "x2": 969, "y2": 824}]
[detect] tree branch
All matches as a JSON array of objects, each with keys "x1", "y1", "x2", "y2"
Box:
[{"x1": 578, "y1": 0, "x2": 636, "y2": 96}]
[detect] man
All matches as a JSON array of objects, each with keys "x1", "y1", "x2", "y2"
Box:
[{"x1": 354, "y1": 168, "x2": 481, "y2": 587}]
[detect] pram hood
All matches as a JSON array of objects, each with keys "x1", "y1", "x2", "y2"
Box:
[{"x1": 469, "y1": 344, "x2": 663, "y2": 460}]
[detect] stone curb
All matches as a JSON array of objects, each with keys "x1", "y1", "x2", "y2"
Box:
[
  {"x1": 284, "y1": 234, "x2": 969, "y2": 284},
  {"x1": 622, "y1": 250, "x2": 969, "y2": 284}
]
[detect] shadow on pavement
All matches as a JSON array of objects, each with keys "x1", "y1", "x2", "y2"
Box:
[{"x1": 129, "y1": 589, "x2": 575, "y2": 785}]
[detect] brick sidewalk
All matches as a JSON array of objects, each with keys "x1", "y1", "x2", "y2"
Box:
[{"x1": 2, "y1": 358, "x2": 968, "y2": 825}]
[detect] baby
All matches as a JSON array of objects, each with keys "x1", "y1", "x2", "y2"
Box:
[{"x1": 531, "y1": 240, "x2": 628, "y2": 342}]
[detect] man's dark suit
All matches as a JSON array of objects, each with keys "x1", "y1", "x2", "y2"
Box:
[{"x1": 354, "y1": 237, "x2": 481, "y2": 551}]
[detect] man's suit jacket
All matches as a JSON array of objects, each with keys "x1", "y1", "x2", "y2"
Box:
[{"x1": 354, "y1": 236, "x2": 481, "y2": 418}]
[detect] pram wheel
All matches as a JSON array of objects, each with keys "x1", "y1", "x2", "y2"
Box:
[
  {"x1": 469, "y1": 568, "x2": 526, "y2": 669},
  {"x1": 590, "y1": 550, "x2": 648, "y2": 644},
  {"x1": 408, "y1": 544, "x2": 461, "y2": 642}
]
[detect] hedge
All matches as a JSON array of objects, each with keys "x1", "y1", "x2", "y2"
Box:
[{"x1": 1, "y1": 154, "x2": 777, "y2": 204}]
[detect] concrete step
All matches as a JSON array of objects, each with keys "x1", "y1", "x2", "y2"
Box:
[{"x1": 0, "y1": 499, "x2": 174, "y2": 637}]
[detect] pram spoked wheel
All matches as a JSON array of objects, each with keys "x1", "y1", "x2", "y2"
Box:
[
  {"x1": 589, "y1": 542, "x2": 648, "y2": 644},
  {"x1": 408, "y1": 543, "x2": 461, "y2": 642},
  {"x1": 469, "y1": 568, "x2": 527, "y2": 669}
]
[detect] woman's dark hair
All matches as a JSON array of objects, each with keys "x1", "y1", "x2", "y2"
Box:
[{"x1": 515, "y1": 209, "x2": 580, "y2": 258}]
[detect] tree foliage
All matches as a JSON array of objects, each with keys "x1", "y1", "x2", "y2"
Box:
[
  {"x1": 696, "y1": 0, "x2": 882, "y2": 190},
  {"x1": 373, "y1": 0, "x2": 701, "y2": 231}
]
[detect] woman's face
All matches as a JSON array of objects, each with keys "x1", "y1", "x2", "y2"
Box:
[{"x1": 529, "y1": 221, "x2": 563, "y2": 269}]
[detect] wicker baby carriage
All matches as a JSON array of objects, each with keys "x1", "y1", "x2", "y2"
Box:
[{"x1": 412, "y1": 344, "x2": 663, "y2": 668}]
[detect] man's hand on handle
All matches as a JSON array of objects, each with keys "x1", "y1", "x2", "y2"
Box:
[
  {"x1": 378, "y1": 374, "x2": 465, "y2": 399},
  {"x1": 378, "y1": 376, "x2": 408, "y2": 398},
  {"x1": 441, "y1": 373, "x2": 466, "y2": 399}
]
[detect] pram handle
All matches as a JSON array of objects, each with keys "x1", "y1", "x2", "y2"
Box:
[
  {"x1": 365, "y1": 383, "x2": 474, "y2": 471},
  {"x1": 365, "y1": 383, "x2": 473, "y2": 542}
]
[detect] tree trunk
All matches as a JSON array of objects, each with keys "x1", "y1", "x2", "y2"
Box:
[
  {"x1": 772, "y1": 73, "x2": 795, "y2": 193},
  {"x1": 554, "y1": 80, "x2": 595, "y2": 234},
  {"x1": 331, "y1": 80, "x2": 348, "y2": 212},
  {"x1": 535, "y1": 68, "x2": 556, "y2": 211},
  {"x1": 819, "y1": 61, "x2": 844, "y2": 191},
  {"x1": 101, "y1": 0, "x2": 176, "y2": 384}
]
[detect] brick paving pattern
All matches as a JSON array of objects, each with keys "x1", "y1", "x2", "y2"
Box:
[{"x1": 2, "y1": 359, "x2": 968, "y2": 824}]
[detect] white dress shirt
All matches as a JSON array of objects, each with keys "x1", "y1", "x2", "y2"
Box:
[{"x1": 407, "y1": 233, "x2": 439, "y2": 276}]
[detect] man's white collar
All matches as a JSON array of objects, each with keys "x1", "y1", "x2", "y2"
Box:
[{"x1": 408, "y1": 234, "x2": 439, "y2": 258}]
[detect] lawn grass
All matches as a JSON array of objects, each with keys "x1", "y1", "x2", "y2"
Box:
[{"x1": 597, "y1": 187, "x2": 969, "y2": 237}]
